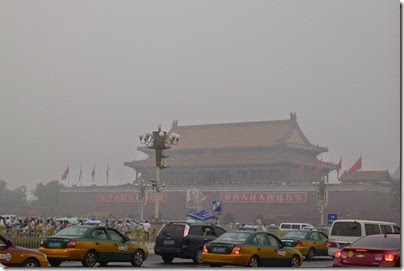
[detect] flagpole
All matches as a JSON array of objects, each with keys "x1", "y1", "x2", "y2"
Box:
[{"x1": 106, "y1": 163, "x2": 109, "y2": 185}]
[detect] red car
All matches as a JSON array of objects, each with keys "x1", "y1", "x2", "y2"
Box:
[{"x1": 333, "y1": 234, "x2": 400, "y2": 267}]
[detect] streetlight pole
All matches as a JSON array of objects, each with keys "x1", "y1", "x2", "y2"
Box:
[
  {"x1": 139, "y1": 124, "x2": 180, "y2": 221},
  {"x1": 134, "y1": 179, "x2": 150, "y2": 221},
  {"x1": 313, "y1": 177, "x2": 328, "y2": 226}
]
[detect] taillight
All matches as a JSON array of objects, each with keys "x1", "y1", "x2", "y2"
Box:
[
  {"x1": 334, "y1": 251, "x2": 342, "y2": 259},
  {"x1": 384, "y1": 253, "x2": 396, "y2": 262},
  {"x1": 67, "y1": 240, "x2": 77, "y2": 248},
  {"x1": 40, "y1": 240, "x2": 44, "y2": 248},
  {"x1": 327, "y1": 241, "x2": 337, "y2": 247},
  {"x1": 231, "y1": 245, "x2": 241, "y2": 254},
  {"x1": 203, "y1": 245, "x2": 208, "y2": 253},
  {"x1": 296, "y1": 240, "x2": 303, "y2": 246}
]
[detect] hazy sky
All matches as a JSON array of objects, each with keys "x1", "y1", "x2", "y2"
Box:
[{"x1": 0, "y1": 0, "x2": 400, "y2": 191}]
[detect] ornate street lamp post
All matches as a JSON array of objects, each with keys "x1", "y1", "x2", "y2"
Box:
[
  {"x1": 134, "y1": 179, "x2": 150, "y2": 221},
  {"x1": 312, "y1": 177, "x2": 328, "y2": 226},
  {"x1": 139, "y1": 124, "x2": 180, "y2": 221}
]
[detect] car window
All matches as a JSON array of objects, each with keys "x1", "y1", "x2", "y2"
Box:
[
  {"x1": 380, "y1": 225, "x2": 393, "y2": 234},
  {"x1": 159, "y1": 224, "x2": 186, "y2": 238},
  {"x1": 202, "y1": 227, "x2": 214, "y2": 236},
  {"x1": 365, "y1": 224, "x2": 381, "y2": 235},
  {"x1": 283, "y1": 231, "x2": 307, "y2": 239},
  {"x1": 213, "y1": 226, "x2": 226, "y2": 237},
  {"x1": 352, "y1": 235, "x2": 400, "y2": 249},
  {"x1": 311, "y1": 232, "x2": 321, "y2": 241},
  {"x1": 55, "y1": 226, "x2": 88, "y2": 236},
  {"x1": 216, "y1": 232, "x2": 249, "y2": 242},
  {"x1": 107, "y1": 228, "x2": 125, "y2": 242},
  {"x1": 291, "y1": 224, "x2": 300, "y2": 230},
  {"x1": 255, "y1": 234, "x2": 270, "y2": 246},
  {"x1": 331, "y1": 222, "x2": 361, "y2": 237},
  {"x1": 393, "y1": 226, "x2": 400, "y2": 233},
  {"x1": 189, "y1": 226, "x2": 203, "y2": 236},
  {"x1": 92, "y1": 229, "x2": 107, "y2": 240},
  {"x1": 318, "y1": 232, "x2": 328, "y2": 242},
  {"x1": 267, "y1": 234, "x2": 282, "y2": 247},
  {"x1": 280, "y1": 224, "x2": 290, "y2": 230}
]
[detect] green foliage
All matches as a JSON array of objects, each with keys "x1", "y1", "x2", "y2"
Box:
[
  {"x1": 0, "y1": 180, "x2": 28, "y2": 207},
  {"x1": 31, "y1": 180, "x2": 64, "y2": 206},
  {"x1": 390, "y1": 179, "x2": 400, "y2": 211}
]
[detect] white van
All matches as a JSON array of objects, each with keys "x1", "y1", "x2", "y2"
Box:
[
  {"x1": 279, "y1": 222, "x2": 314, "y2": 231},
  {"x1": 327, "y1": 219, "x2": 400, "y2": 256}
]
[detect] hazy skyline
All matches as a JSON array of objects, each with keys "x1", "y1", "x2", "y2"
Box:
[{"x1": 0, "y1": 0, "x2": 400, "y2": 191}]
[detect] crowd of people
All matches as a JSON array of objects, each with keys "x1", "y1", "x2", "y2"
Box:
[{"x1": 0, "y1": 215, "x2": 153, "y2": 243}]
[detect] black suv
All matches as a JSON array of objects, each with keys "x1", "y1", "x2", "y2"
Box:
[{"x1": 154, "y1": 222, "x2": 226, "y2": 264}]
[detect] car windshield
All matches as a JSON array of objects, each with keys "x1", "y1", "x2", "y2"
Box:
[
  {"x1": 282, "y1": 231, "x2": 307, "y2": 238},
  {"x1": 215, "y1": 232, "x2": 250, "y2": 242},
  {"x1": 351, "y1": 235, "x2": 400, "y2": 249},
  {"x1": 55, "y1": 226, "x2": 89, "y2": 236}
]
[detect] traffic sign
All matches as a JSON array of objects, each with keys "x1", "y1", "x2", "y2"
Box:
[
  {"x1": 328, "y1": 213, "x2": 337, "y2": 224},
  {"x1": 212, "y1": 201, "x2": 222, "y2": 212}
]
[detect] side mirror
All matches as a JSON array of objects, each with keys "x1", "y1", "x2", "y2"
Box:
[
  {"x1": 6, "y1": 240, "x2": 13, "y2": 247},
  {"x1": 123, "y1": 236, "x2": 130, "y2": 242}
]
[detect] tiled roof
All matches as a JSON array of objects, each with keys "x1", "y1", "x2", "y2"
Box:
[
  {"x1": 125, "y1": 151, "x2": 336, "y2": 170},
  {"x1": 138, "y1": 114, "x2": 327, "y2": 153},
  {"x1": 338, "y1": 170, "x2": 393, "y2": 182}
]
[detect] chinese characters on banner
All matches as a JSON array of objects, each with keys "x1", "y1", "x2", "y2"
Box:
[
  {"x1": 96, "y1": 192, "x2": 168, "y2": 202},
  {"x1": 220, "y1": 191, "x2": 307, "y2": 203},
  {"x1": 95, "y1": 191, "x2": 307, "y2": 204}
]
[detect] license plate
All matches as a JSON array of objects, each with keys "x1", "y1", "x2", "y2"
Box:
[
  {"x1": 49, "y1": 242, "x2": 62, "y2": 248},
  {"x1": 164, "y1": 240, "x2": 174, "y2": 245},
  {"x1": 212, "y1": 247, "x2": 226, "y2": 253}
]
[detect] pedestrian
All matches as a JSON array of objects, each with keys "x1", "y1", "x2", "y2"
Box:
[
  {"x1": 142, "y1": 220, "x2": 151, "y2": 241},
  {"x1": 123, "y1": 219, "x2": 132, "y2": 238}
]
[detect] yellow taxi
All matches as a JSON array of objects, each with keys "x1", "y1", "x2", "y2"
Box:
[
  {"x1": 0, "y1": 233, "x2": 48, "y2": 267},
  {"x1": 39, "y1": 225, "x2": 148, "y2": 267},
  {"x1": 280, "y1": 229, "x2": 329, "y2": 260},
  {"x1": 202, "y1": 230, "x2": 303, "y2": 267}
]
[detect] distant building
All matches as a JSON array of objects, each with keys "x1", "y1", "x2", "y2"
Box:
[
  {"x1": 338, "y1": 170, "x2": 393, "y2": 185},
  {"x1": 124, "y1": 113, "x2": 337, "y2": 186}
]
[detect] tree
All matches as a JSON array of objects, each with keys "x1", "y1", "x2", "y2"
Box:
[
  {"x1": 390, "y1": 178, "x2": 400, "y2": 211},
  {"x1": 0, "y1": 180, "x2": 28, "y2": 208},
  {"x1": 32, "y1": 180, "x2": 64, "y2": 207}
]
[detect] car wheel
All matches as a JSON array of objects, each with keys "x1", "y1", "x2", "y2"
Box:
[
  {"x1": 48, "y1": 259, "x2": 62, "y2": 267},
  {"x1": 247, "y1": 255, "x2": 259, "y2": 267},
  {"x1": 82, "y1": 250, "x2": 98, "y2": 267},
  {"x1": 290, "y1": 255, "x2": 301, "y2": 267},
  {"x1": 22, "y1": 258, "x2": 40, "y2": 267},
  {"x1": 306, "y1": 248, "x2": 315, "y2": 261},
  {"x1": 131, "y1": 249, "x2": 145, "y2": 267},
  {"x1": 193, "y1": 248, "x2": 203, "y2": 264},
  {"x1": 162, "y1": 255, "x2": 174, "y2": 263}
]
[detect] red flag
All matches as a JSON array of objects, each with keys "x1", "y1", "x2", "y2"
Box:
[
  {"x1": 348, "y1": 156, "x2": 362, "y2": 173},
  {"x1": 61, "y1": 165, "x2": 69, "y2": 181},
  {"x1": 91, "y1": 165, "x2": 96, "y2": 185},
  {"x1": 106, "y1": 163, "x2": 109, "y2": 184},
  {"x1": 315, "y1": 158, "x2": 323, "y2": 175},
  {"x1": 336, "y1": 156, "x2": 342, "y2": 177}
]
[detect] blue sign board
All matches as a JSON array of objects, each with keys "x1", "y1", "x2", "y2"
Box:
[
  {"x1": 328, "y1": 213, "x2": 338, "y2": 224},
  {"x1": 212, "y1": 201, "x2": 222, "y2": 212}
]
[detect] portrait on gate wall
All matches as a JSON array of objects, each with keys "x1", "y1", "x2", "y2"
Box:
[{"x1": 186, "y1": 189, "x2": 199, "y2": 209}]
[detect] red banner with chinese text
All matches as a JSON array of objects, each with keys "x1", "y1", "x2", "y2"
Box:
[
  {"x1": 96, "y1": 192, "x2": 167, "y2": 202},
  {"x1": 220, "y1": 191, "x2": 307, "y2": 203}
]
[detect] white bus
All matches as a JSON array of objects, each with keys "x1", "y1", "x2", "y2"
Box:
[{"x1": 327, "y1": 219, "x2": 400, "y2": 257}]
